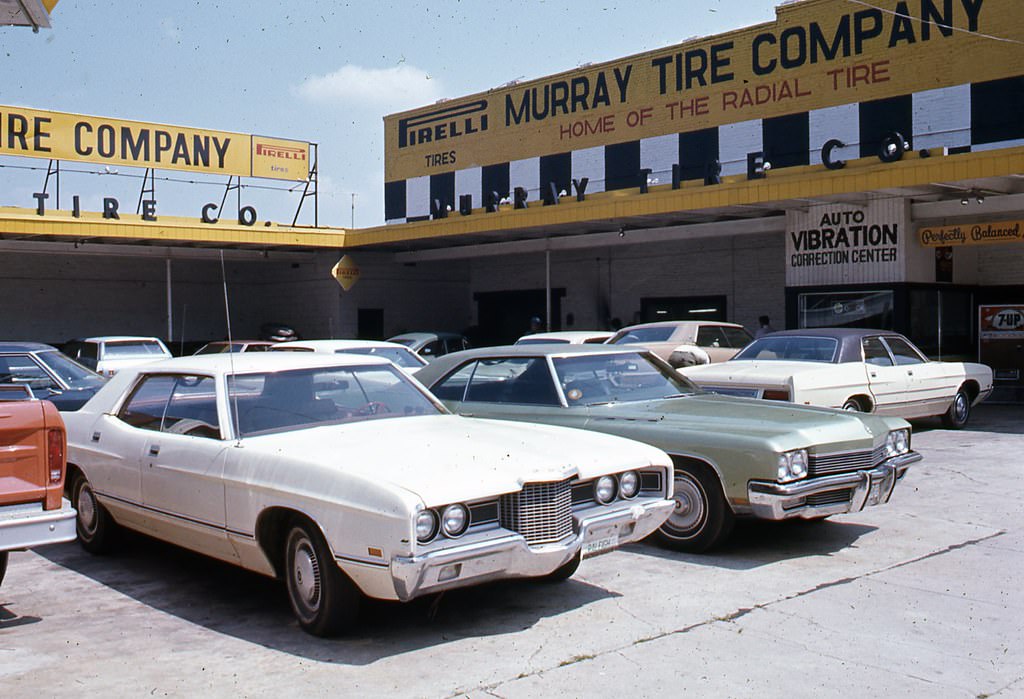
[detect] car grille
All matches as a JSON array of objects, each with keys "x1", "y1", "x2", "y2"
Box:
[
  {"x1": 500, "y1": 479, "x2": 573, "y2": 545},
  {"x1": 804, "y1": 489, "x2": 853, "y2": 506},
  {"x1": 808, "y1": 445, "x2": 887, "y2": 477}
]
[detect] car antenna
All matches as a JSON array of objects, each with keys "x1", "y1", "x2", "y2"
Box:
[{"x1": 220, "y1": 251, "x2": 242, "y2": 445}]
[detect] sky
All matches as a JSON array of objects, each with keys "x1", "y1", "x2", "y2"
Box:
[{"x1": 0, "y1": 1, "x2": 783, "y2": 229}]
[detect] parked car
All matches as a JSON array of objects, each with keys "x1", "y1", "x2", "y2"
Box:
[
  {"x1": 63, "y1": 336, "x2": 172, "y2": 376},
  {"x1": 270, "y1": 339, "x2": 428, "y2": 375},
  {"x1": 387, "y1": 332, "x2": 471, "y2": 360},
  {"x1": 680, "y1": 328, "x2": 994, "y2": 428},
  {"x1": 0, "y1": 342, "x2": 106, "y2": 410},
  {"x1": 62, "y1": 352, "x2": 674, "y2": 635},
  {"x1": 516, "y1": 331, "x2": 614, "y2": 345},
  {"x1": 415, "y1": 345, "x2": 921, "y2": 552},
  {"x1": 606, "y1": 321, "x2": 754, "y2": 367},
  {"x1": 194, "y1": 340, "x2": 274, "y2": 355},
  {"x1": 0, "y1": 385, "x2": 77, "y2": 588}
]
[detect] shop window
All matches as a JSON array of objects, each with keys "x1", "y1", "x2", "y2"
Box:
[{"x1": 798, "y1": 291, "x2": 894, "y2": 329}]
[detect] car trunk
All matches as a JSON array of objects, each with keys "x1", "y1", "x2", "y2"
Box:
[{"x1": 0, "y1": 398, "x2": 66, "y2": 511}]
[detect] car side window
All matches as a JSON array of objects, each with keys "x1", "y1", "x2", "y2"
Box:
[
  {"x1": 118, "y1": 375, "x2": 177, "y2": 431},
  {"x1": 0, "y1": 355, "x2": 56, "y2": 390},
  {"x1": 431, "y1": 363, "x2": 476, "y2": 401},
  {"x1": 722, "y1": 327, "x2": 754, "y2": 348},
  {"x1": 695, "y1": 326, "x2": 727, "y2": 348},
  {"x1": 421, "y1": 340, "x2": 444, "y2": 357},
  {"x1": 459, "y1": 357, "x2": 560, "y2": 405},
  {"x1": 862, "y1": 337, "x2": 894, "y2": 367},
  {"x1": 162, "y1": 375, "x2": 221, "y2": 439},
  {"x1": 883, "y1": 336, "x2": 926, "y2": 365}
]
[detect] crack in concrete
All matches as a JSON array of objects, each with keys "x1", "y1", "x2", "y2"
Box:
[{"x1": 457, "y1": 529, "x2": 1006, "y2": 698}]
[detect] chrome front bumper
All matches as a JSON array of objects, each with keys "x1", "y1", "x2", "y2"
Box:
[
  {"x1": 747, "y1": 451, "x2": 921, "y2": 520},
  {"x1": 0, "y1": 498, "x2": 77, "y2": 551},
  {"x1": 389, "y1": 496, "x2": 674, "y2": 601}
]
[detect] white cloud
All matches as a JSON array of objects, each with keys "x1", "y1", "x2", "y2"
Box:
[{"x1": 295, "y1": 64, "x2": 443, "y2": 111}]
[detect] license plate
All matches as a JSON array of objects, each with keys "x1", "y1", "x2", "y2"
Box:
[{"x1": 582, "y1": 533, "x2": 619, "y2": 558}]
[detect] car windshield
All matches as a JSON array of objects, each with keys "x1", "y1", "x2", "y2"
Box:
[
  {"x1": 551, "y1": 352, "x2": 698, "y2": 405},
  {"x1": 608, "y1": 327, "x2": 675, "y2": 344},
  {"x1": 334, "y1": 347, "x2": 426, "y2": 368},
  {"x1": 228, "y1": 364, "x2": 442, "y2": 436},
  {"x1": 733, "y1": 336, "x2": 839, "y2": 363},
  {"x1": 195, "y1": 343, "x2": 240, "y2": 354},
  {"x1": 103, "y1": 340, "x2": 167, "y2": 357},
  {"x1": 34, "y1": 350, "x2": 106, "y2": 387}
]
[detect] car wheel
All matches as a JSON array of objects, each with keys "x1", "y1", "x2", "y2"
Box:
[
  {"x1": 0, "y1": 551, "x2": 8, "y2": 588},
  {"x1": 540, "y1": 552, "x2": 581, "y2": 583},
  {"x1": 656, "y1": 464, "x2": 734, "y2": 553},
  {"x1": 73, "y1": 473, "x2": 116, "y2": 554},
  {"x1": 284, "y1": 523, "x2": 360, "y2": 637},
  {"x1": 842, "y1": 398, "x2": 861, "y2": 411},
  {"x1": 941, "y1": 387, "x2": 971, "y2": 429}
]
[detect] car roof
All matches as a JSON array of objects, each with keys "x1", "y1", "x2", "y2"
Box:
[
  {"x1": 414, "y1": 344, "x2": 644, "y2": 383},
  {"x1": 388, "y1": 331, "x2": 461, "y2": 341},
  {"x1": 616, "y1": 320, "x2": 745, "y2": 331},
  {"x1": 0, "y1": 342, "x2": 59, "y2": 353},
  {"x1": 517, "y1": 331, "x2": 613, "y2": 342},
  {"x1": 272, "y1": 339, "x2": 411, "y2": 351},
  {"x1": 126, "y1": 351, "x2": 393, "y2": 376},
  {"x1": 78, "y1": 336, "x2": 168, "y2": 343},
  {"x1": 760, "y1": 328, "x2": 896, "y2": 339}
]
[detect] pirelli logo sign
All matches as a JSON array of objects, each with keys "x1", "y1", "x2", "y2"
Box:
[
  {"x1": 0, "y1": 105, "x2": 312, "y2": 182},
  {"x1": 397, "y1": 100, "x2": 488, "y2": 148}
]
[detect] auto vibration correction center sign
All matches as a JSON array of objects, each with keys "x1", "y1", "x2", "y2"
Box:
[
  {"x1": 384, "y1": 0, "x2": 1019, "y2": 182},
  {"x1": 786, "y1": 199, "x2": 907, "y2": 285}
]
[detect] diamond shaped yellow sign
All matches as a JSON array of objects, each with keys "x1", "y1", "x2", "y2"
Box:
[{"x1": 331, "y1": 255, "x2": 360, "y2": 291}]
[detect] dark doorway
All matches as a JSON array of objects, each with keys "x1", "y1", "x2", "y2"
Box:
[
  {"x1": 475, "y1": 289, "x2": 565, "y2": 346},
  {"x1": 639, "y1": 296, "x2": 728, "y2": 323},
  {"x1": 357, "y1": 308, "x2": 384, "y2": 340}
]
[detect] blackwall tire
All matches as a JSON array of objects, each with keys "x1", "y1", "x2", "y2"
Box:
[
  {"x1": 284, "y1": 523, "x2": 360, "y2": 637},
  {"x1": 73, "y1": 474, "x2": 116, "y2": 554},
  {"x1": 941, "y1": 387, "x2": 971, "y2": 429},
  {"x1": 655, "y1": 464, "x2": 734, "y2": 553}
]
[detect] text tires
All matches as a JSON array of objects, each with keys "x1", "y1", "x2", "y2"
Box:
[
  {"x1": 655, "y1": 463, "x2": 734, "y2": 553},
  {"x1": 941, "y1": 387, "x2": 971, "y2": 429},
  {"x1": 72, "y1": 473, "x2": 117, "y2": 554},
  {"x1": 284, "y1": 523, "x2": 360, "y2": 637}
]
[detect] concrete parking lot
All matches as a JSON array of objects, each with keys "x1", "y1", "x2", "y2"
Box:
[{"x1": 2, "y1": 405, "x2": 1022, "y2": 698}]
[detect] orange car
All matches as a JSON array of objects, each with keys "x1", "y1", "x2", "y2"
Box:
[{"x1": 0, "y1": 385, "x2": 76, "y2": 587}]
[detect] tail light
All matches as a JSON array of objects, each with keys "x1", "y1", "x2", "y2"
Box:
[
  {"x1": 762, "y1": 389, "x2": 791, "y2": 401},
  {"x1": 47, "y1": 428, "x2": 65, "y2": 484}
]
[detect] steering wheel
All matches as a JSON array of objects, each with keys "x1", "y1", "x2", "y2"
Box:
[{"x1": 360, "y1": 401, "x2": 391, "y2": 416}]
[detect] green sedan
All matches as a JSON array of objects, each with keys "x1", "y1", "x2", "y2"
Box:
[{"x1": 415, "y1": 345, "x2": 921, "y2": 552}]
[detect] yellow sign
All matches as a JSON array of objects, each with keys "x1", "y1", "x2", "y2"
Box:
[
  {"x1": 919, "y1": 220, "x2": 1023, "y2": 247},
  {"x1": 0, "y1": 105, "x2": 310, "y2": 180},
  {"x1": 251, "y1": 136, "x2": 311, "y2": 181},
  {"x1": 384, "y1": 0, "x2": 1024, "y2": 181},
  {"x1": 331, "y1": 255, "x2": 360, "y2": 291}
]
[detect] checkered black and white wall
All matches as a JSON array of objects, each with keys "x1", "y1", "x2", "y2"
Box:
[{"x1": 384, "y1": 75, "x2": 1024, "y2": 224}]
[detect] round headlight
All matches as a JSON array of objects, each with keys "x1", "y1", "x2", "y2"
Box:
[
  {"x1": 594, "y1": 475, "x2": 617, "y2": 504},
  {"x1": 441, "y1": 504, "x2": 469, "y2": 538},
  {"x1": 791, "y1": 450, "x2": 808, "y2": 478},
  {"x1": 894, "y1": 430, "x2": 909, "y2": 454},
  {"x1": 619, "y1": 471, "x2": 640, "y2": 498},
  {"x1": 415, "y1": 509, "x2": 439, "y2": 543},
  {"x1": 777, "y1": 454, "x2": 791, "y2": 482}
]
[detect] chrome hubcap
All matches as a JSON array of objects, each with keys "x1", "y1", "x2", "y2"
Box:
[
  {"x1": 292, "y1": 540, "x2": 320, "y2": 606},
  {"x1": 954, "y1": 393, "x2": 968, "y2": 421},
  {"x1": 669, "y1": 477, "x2": 705, "y2": 532},
  {"x1": 78, "y1": 485, "x2": 97, "y2": 533}
]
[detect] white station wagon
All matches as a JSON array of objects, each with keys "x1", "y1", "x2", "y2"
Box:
[{"x1": 62, "y1": 353, "x2": 674, "y2": 636}]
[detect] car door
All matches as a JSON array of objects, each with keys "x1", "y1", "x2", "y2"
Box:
[
  {"x1": 431, "y1": 356, "x2": 583, "y2": 430},
  {"x1": 881, "y1": 335, "x2": 949, "y2": 417},
  {"x1": 138, "y1": 374, "x2": 234, "y2": 560},
  {"x1": 861, "y1": 336, "x2": 914, "y2": 415}
]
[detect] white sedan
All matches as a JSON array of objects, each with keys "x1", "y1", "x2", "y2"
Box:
[
  {"x1": 270, "y1": 339, "x2": 427, "y2": 375},
  {"x1": 62, "y1": 353, "x2": 674, "y2": 636},
  {"x1": 681, "y1": 328, "x2": 993, "y2": 428}
]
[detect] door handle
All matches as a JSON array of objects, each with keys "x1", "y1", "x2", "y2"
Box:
[
  {"x1": 149, "y1": 445, "x2": 160, "y2": 456},
  {"x1": 907, "y1": 370, "x2": 914, "y2": 376},
  {"x1": 91, "y1": 432, "x2": 101, "y2": 442},
  {"x1": 869, "y1": 372, "x2": 877, "y2": 378}
]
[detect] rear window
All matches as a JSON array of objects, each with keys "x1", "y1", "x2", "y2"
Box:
[
  {"x1": 734, "y1": 336, "x2": 839, "y2": 362},
  {"x1": 609, "y1": 327, "x2": 675, "y2": 344},
  {"x1": 103, "y1": 341, "x2": 168, "y2": 358}
]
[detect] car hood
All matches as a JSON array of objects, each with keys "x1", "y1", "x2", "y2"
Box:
[
  {"x1": 681, "y1": 360, "x2": 835, "y2": 383},
  {"x1": 240, "y1": 414, "x2": 667, "y2": 506},
  {"x1": 587, "y1": 393, "x2": 896, "y2": 452}
]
